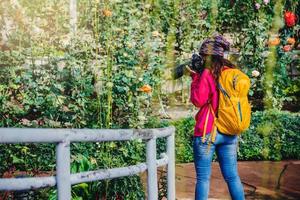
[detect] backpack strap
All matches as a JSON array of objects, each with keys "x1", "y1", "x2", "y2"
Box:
[
  {"x1": 202, "y1": 107, "x2": 210, "y2": 143},
  {"x1": 209, "y1": 104, "x2": 217, "y2": 143},
  {"x1": 202, "y1": 104, "x2": 217, "y2": 144}
]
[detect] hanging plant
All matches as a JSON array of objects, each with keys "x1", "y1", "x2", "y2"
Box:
[{"x1": 284, "y1": 11, "x2": 297, "y2": 27}]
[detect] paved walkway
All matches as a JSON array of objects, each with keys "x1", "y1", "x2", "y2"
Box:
[
  {"x1": 142, "y1": 160, "x2": 300, "y2": 199},
  {"x1": 174, "y1": 161, "x2": 300, "y2": 200}
]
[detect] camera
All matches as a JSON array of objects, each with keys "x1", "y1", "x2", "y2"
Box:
[{"x1": 173, "y1": 53, "x2": 204, "y2": 79}]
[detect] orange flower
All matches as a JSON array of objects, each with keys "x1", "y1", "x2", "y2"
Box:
[
  {"x1": 139, "y1": 84, "x2": 152, "y2": 93},
  {"x1": 283, "y1": 45, "x2": 292, "y2": 52},
  {"x1": 268, "y1": 37, "x2": 280, "y2": 46},
  {"x1": 103, "y1": 9, "x2": 112, "y2": 17},
  {"x1": 287, "y1": 37, "x2": 296, "y2": 45}
]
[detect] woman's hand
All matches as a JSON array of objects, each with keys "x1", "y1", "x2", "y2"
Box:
[{"x1": 185, "y1": 65, "x2": 197, "y2": 75}]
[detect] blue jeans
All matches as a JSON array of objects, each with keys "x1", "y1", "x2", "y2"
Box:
[{"x1": 193, "y1": 132, "x2": 245, "y2": 200}]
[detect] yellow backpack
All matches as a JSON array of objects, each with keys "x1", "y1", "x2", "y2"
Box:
[{"x1": 203, "y1": 68, "x2": 251, "y2": 143}]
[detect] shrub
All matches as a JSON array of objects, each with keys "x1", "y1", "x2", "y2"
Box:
[
  {"x1": 239, "y1": 109, "x2": 300, "y2": 161},
  {"x1": 173, "y1": 110, "x2": 300, "y2": 163},
  {"x1": 171, "y1": 117, "x2": 195, "y2": 163}
]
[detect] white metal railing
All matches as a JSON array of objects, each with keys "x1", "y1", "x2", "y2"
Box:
[{"x1": 0, "y1": 126, "x2": 176, "y2": 200}]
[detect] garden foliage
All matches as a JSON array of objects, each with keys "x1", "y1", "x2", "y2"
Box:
[
  {"x1": 172, "y1": 110, "x2": 300, "y2": 163},
  {"x1": 0, "y1": 0, "x2": 300, "y2": 199}
]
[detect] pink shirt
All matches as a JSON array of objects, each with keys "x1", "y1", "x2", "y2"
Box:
[{"x1": 190, "y1": 69, "x2": 219, "y2": 137}]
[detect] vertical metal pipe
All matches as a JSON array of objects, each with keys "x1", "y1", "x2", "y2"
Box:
[
  {"x1": 56, "y1": 141, "x2": 71, "y2": 200},
  {"x1": 146, "y1": 138, "x2": 158, "y2": 200},
  {"x1": 167, "y1": 132, "x2": 176, "y2": 200},
  {"x1": 70, "y1": 0, "x2": 77, "y2": 33}
]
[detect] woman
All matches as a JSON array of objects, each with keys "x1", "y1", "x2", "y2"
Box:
[{"x1": 188, "y1": 35, "x2": 245, "y2": 200}]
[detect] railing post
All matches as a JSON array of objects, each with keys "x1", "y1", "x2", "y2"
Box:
[
  {"x1": 167, "y1": 131, "x2": 176, "y2": 200},
  {"x1": 56, "y1": 140, "x2": 71, "y2": 200},
  {"x1": 146, "y1": 138, "x2": 158, "y2": 200}
]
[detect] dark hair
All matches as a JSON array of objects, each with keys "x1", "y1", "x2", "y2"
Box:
[{"x1": 203, "y1": 54, "x2": 236, "y2": 83}]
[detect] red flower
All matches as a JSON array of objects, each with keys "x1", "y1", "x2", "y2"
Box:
[
  {"x1": 283, "y1": 45, "x2": 292, "y2": 52},
  {"x1": 284, "y1": 11, "x2": 297, "y2": 27}
]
